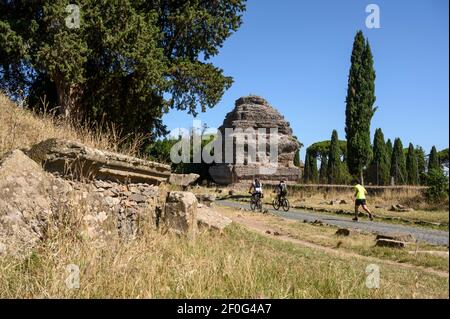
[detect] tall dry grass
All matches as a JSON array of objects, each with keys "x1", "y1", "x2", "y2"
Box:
[
  {"x1": 0, "y1": 208, "x2": 448, "y2": 298},
  {"x1": 0, "y1": 93, "x2": 146, "y2": 158}
]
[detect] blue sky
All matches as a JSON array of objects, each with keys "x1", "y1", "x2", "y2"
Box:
[{"x1": 163, "y1": 0, "x2": 449, "y2": 159}]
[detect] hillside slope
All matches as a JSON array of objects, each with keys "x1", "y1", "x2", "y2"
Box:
[{"x1": 0, "y1": 93, "x2": 140, "y2": 158}]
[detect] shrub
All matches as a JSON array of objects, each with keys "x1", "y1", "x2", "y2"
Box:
[{"x1": 425, "y1": 169, "x2": 449, "y2": 203}]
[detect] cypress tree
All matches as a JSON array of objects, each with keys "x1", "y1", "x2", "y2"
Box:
[
  {"x1": 293, "y1": 136, "x2": 302, "y2": 167},
  {"x1": 304, "y1": 149, "x2": 319, "y2": 184},
  {"x1": 386, "y1": 139, "x2": 393, "y2": 161},
  {"x1": 303, "y1": 152, "x2": 311, "y2": 183},
  {"x1": 294, "y1": 150, "x2": 301, "y2": 168},
  {"x1": 345, "y1": 31, "x2": 377, "y2": 184},
  {"x1": 391, "y1": 138, "x2": 407, "y2": 185},
  {"x1": 428, "y1": 146, "x2": 440, "y2": 172},
  {"x1": 327, "y1": 130, "x2": 342, "y2": 184},
  {"x1": 319, "y1": 156, "x2": 328, "y2": 184},
  {"x1": 386, "y1": 139, "x2": 393, "y2": 185},
  {"x1": 415, "y1": 146, "x2": 427, "y2": 185},
  {"x1": 369, "y1": 128, "x2": 390, "y2": 185},
  {"x1": 406, "y1": 143, "x2": 419, "y2": 185},
  {"x1": 311, "y1": 155, "x2": 319, "y2": 184}
]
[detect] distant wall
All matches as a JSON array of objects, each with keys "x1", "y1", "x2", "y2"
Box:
[{"x1": 223, "y1": 181, "x2": 426, "y2": 196}]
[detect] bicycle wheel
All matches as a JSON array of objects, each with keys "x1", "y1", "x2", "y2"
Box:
[
  {"x1": 282, "y1": 198, "x2": 290, "y2": 212},
  {"x1": 257, "y1": 199, "x2": 263, "y2": 212},
  {"x1": 250, "y1": 199, "x2": 256, "y2": 211},
  {"x1": 272, "y1": 198, "x2": 281, "y2": 210}
]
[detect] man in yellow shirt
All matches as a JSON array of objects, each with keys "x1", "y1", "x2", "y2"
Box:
[{"x1": 353, "y1": 182, "x2": 374, "y2": 222}]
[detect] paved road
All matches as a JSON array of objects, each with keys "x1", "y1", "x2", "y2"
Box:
[{"x1": 217, "y1": 200, "x2": 449, "y2": 246}]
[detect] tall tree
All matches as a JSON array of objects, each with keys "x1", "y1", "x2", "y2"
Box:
[
  {"x1": 303, "y1": 151, "x2": 311, "y2": 183},
  {"x1": 391, "y1": 138, "x2": 407, "y2": 185},
  {"x1": 406, "y1": 143, "x2": 419, "y2": 185},
  {"x1": 303, "y1": 149, "x2": 318, "y2": 184},
  {"x1": 415, "y1": 145, "x2": 427, "y2": 185},
  {"x1": 319, "y1": 156, "x2": 328, "y2": 184},
  {"x1": 386, "y1": 139, "x2": 393, "y2": 161},
  {"x1": 428, "y1": 146, "x2": 440, "y2": 172},
  {"x1": 345, "y1": 31, "x2": 377, "y2": 184},
  {"x1": 0, "y1": 0, "x2": 246, "y2": 139},
  {"x1": 327, "y1": 130, "x2": 342, "y2": 184},
  {"x1": 369, "y1": 128, "x2": 390, "y2": 185},
  {"x1": 438, "y1": 148, "x2": 449, "y2": 171},
  {"x1": 293, "y1": 136, "x2": 302, "y2": 168}
]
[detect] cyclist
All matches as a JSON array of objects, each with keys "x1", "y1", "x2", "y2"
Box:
[
  {"x1": 275, "y1": 180, "x2": 288, "y2": 204},
  {"x1": 249, "y1": 178, "x2": 263, "y2": 200}
]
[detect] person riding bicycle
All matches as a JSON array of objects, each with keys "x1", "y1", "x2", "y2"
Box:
[
  {"x1": 249, "y1": 178, "x2": 263, "y2": 200},
  {"x1": 275, "y1": 180, "x2": 288, "y2": 203}
]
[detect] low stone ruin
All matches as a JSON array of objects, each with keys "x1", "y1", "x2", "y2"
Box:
[
  {"x1": 168, "y1": 173, "x2": 200, "y2": 188},
  {"x1": 0, "y1": 139, "x2": 231, "y2": 257},
  {"x1": 28, "y1": 138, "x2": 171, "y2": 184}
]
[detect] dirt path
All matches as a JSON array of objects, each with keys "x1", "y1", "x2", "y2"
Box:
[
  {"x1": 219, "y1": 207, "x2": 449, "y2": 278},
  {"x1": 218, "y1": 200, "x2": 449, "y2": 246}
]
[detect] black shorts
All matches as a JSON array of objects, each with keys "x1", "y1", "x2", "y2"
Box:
[
  {"x1": 279, "y1": 190, "x2": 287, "y2": 197},
  {"x1": 355, "y1": 199, "x2": 366, "y2": 206}
]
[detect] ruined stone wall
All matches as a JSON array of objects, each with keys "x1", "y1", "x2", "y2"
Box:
[{"x1": 209, "y1": 96, "x2": 302, "y2": 185}]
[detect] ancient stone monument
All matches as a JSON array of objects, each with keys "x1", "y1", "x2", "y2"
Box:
[{"x1": 209, "y1": 96, "x2": 301, "y2": 185}]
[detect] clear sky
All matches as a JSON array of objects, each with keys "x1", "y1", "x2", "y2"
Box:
[{"x1": 162, "y1": 0, "x2": 449, "y2": 159}]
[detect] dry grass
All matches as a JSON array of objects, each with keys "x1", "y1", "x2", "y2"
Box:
[
  {"x1": 0, "y1": 93, "x2": 145, "y2": 158},
  {"x1": 0, "y1": 212, "x2": 448, "y2": 298}
]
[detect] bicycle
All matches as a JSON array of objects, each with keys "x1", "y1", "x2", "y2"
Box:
[
  {"x1": 272, "y1": 195, "x2": 290, "y2": 212},
  {"x1": 250, "y1": 192, "x2": 263, "y2": 212}
]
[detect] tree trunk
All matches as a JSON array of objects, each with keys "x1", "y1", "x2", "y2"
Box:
[
  {"x1": 54, "y1": 71, "x2": 83, "y2": 121},
  {"x1": 360, "y1": 169, "x2": 364, "y2": 186}
]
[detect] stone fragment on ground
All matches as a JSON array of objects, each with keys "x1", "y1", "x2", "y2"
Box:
[
  {"x1": 389, "y1": 204, "x2": 414, "y2": 212},
  {"x1": 164, "y1": 191, "x2": 198, "y2": 236},
  {"x1": 376, "y1": 233, "x2": 415, "y2": 243},
  {"x1": 196, "y1": 206, "x2": 232, "y2": 232},
  {"x1": 335, "y1": 228, "x2": 351, "y2": 236},
  {"x1": 168, "y1": 173, "x2": 200, "y2": 187},
  {"x1": 375, "y1": 238, "x2": 405, "y2": 249}
]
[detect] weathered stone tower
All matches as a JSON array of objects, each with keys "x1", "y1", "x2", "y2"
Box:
[{"x1": 209, "y1": 96, "x2": 301, "y2": 185}]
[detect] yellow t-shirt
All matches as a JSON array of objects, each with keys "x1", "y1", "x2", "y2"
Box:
[{"x1": 354, "y1": 184, "x2": 367, "y2": 200}]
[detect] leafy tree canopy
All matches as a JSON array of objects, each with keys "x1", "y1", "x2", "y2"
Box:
[
  {"x1": 306, "y1": 140, "x2": 347, "y2": 160},
  {"x1": 0, "y1": 0, "x2": 246, "y2": 139}
]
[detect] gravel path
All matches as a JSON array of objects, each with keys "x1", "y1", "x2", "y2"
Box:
[{"x1": 217, "y1": 200, "x2": 449, "y2": 246}]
